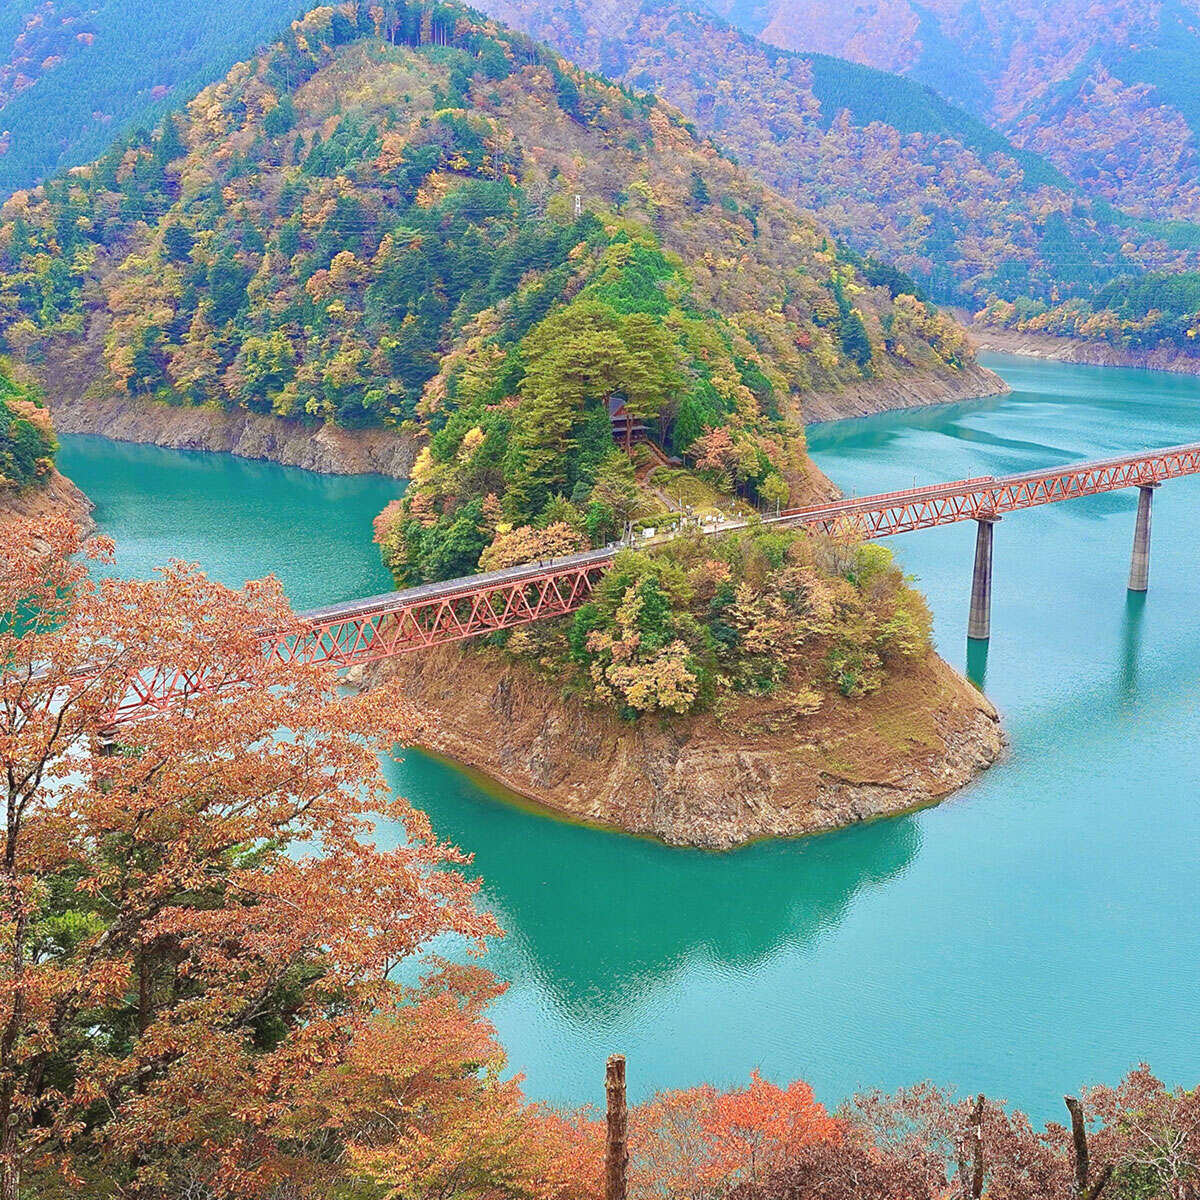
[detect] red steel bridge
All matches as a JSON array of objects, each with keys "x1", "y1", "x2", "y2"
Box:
[{"x1": 107, "y1": 442, "x2": 1200, "y2": 722}]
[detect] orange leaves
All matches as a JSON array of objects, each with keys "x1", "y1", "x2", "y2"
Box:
[
  {"x1": 288, "y1": 966, "x2": 602, "y2": 1200},
  {"x1": 706, "y1": 1073, "x2": 840, "y2": 1183},
  {"x1": 478, "y1": 521, "x2": 585, "y2": 571},
  {"x1": 692, "y1": 425, "x2": 739, "y2": 474},
  {"x1": 629, "y1": 1072, "x2": 841, "y2": 1198},
  {"x1": 0, "y1": 517, "x2": 502, "y2": 1196}
]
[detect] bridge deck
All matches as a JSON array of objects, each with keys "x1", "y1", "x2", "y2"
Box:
[{"x1": 98, "y1": 440, "x2": 1200, "y2": 722}]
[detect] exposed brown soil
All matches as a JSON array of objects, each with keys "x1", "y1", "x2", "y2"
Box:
[
  {"x1": 801, "y1": 358, "x2": 1010, "y2": 423},
  {"x1": 966, "y1": 323, "x2": 1200, "y2": 378},
  {"x1": 370, "y1": 644, "x2": 1004, "y2": 850},
  {"x1": 0, "y1": 468, "x2": 95, "y2": 536}
]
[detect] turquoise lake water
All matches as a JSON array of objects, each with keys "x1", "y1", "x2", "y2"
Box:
[{"x1": 57, "y1": 352, "x2": 1200, "y2": 1121}]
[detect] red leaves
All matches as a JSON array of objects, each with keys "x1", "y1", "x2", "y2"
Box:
[{"x1": 629, "y1": 1072, "x2": 841, "y2": 1198}]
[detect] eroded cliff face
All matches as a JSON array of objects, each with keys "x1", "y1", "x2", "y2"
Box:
[
  {"x1": 800, "y1": 359, "x2": 1009, "y2": 423},
  {"x1": 41, "y1": 345, "x2": 1004, "y2": 476},
  {"x1": 49, "y1": 388, "x2": 419, "y2": 478},
  {"x1": 35, "y1": 317, "x2": 418, "y2": 478},
  {"x1": 0, "y1": 468, "x2": 95, "y2": 536},
  {"x1": 967, "y1": 325, "x2": 1200, "y2": 378},
  {"x1": 372, "y1": 643, "x2": 1003, "y2": 849}
]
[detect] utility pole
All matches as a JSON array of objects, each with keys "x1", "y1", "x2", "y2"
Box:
[{"x1": 605, "y1": 1055, "x2": 628, "y2": 1200}]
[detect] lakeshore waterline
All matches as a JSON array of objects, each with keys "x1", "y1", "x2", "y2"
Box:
[{"x1": 59, "y1": 351, "x2": 1200, "y2": 1121}]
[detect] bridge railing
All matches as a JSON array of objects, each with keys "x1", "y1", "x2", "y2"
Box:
[{"x1": 83, "y1": 440, "x2": 1200, "y2": 723}]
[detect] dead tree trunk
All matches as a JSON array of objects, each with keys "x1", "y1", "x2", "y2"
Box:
[
  {"x1": 957, "y1": 1094, "x2": 986, "y2": 1200},
  {"x1": 605, "y1": 1054, "x2": 628, "y2": 1200},
  {"x1": 1066, "y1": 1095, "x2": 1114, "y2": 1200}
]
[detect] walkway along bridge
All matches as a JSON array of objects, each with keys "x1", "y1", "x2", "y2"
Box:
[{"x1": 110, "y1": 442, "x2": 1200, "y2": 722}]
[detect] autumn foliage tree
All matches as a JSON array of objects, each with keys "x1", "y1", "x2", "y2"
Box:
[
  {"x1": 0, "y1": 516, "x2": 598, "y2": 1200},
  {"x1": 629, "y1": 1073, "x2": 841, "y2": 1198}
]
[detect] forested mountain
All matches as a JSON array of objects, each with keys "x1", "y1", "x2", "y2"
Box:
[
  {"x1": 0, "y1": 0, "x2": 301, "y2": 193},
  {"x1": 0, "y1": 1, "x2": 986, "y2": 717},
  {"x1": 0, "y1": 0, "x2": 974, "y2": 430},
  {"x1": 712, "y1": 0, "x2": 1200, "y2": 222},
  {"x1": 8, "y1": 0, "x2": 1198, "y2": 327},
  {"x1": 978, "y1": 271, "x2": 1200, "y2": 360},
  {"x1": 479, "y1": 0, "x2": 1200, "y2": 312},
  {"x1": 0, "y1": 354, "x2": 53, "y2": 488}
]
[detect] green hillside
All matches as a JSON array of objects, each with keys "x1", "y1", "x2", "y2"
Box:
[
  {"x1": 0, "y1": 358, "x2": 53, "y2": 488},
  {"x1": 0, "y1": 4, "x2": 974, "y2": 463},
  {"x1": 0, "y1": 0, "x2": 978, "y2": 718},
  {"x1": 803, "y1": 51, "x2": 1068, "y2": 190},
  {"x1": 0, "y1": 0, "x2": 301, "y2": 193}
]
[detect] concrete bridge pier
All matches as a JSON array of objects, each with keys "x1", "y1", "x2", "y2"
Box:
[
  {"x1": 1128, "y1": 483, "x2": 1158, "y2": 593},
  {"x1": 967, "y1": 516, "x2": 998, "y2": 641}
]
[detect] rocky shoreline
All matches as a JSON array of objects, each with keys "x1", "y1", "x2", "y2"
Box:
[
  {"x1": 967, "y1": 323, "x2": 1200, "y2": 378},
  {"x1": 36, "y1": 341, "x2": 1010, "y2": 850},
  {"x1": 370, "y1": 645, "x2": 1004, "y2": 850},
  {"x1": 44, "y1": 361, "x2": 1008, "y2": 477},
  {"x1": 801, "y1": 358, "x2": 1010, "y2": 423},
  {"x1": 0, "y1": 468, "x2": 96, "y2": 535},
  {"x1": 49, "y1": 389, "x2": 419, "y2": 479},
  {"x1": 36, "y1": 306, "x2": 1007, "y2": 477}
]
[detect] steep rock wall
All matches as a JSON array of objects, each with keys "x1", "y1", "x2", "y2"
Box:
[
  {"x1": 372, "y1": 644, "x2": 1004, "y2": 849},
  {"x1": 0, "y1": 468, "x2": 95, "y2": 535},
  {"x1": 49, "y1": 388, "x2": 419, "y2": 478},
  {"x1": 801, "y1": 359, "x2": 1009, "y2": 423}
]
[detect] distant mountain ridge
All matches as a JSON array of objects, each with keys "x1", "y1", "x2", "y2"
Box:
[
  {"x1": 712, "y1": 0, "x2": 1200, "y2": 220},
  {"x1": 480, "y1": 0, "x2": 1200, "y2": 308}
]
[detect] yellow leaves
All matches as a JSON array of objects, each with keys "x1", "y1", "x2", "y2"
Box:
[
  {"x1": 711, "y1": 367, "x2": 759, "y2": 419},
  {"x1": 479, "y1": 522, "x2": 584, "y2": 571},
  {"x1": 601, "y1": 640, "x2": 699, "y2": 714},
  {"x1": 270, "y1": 382, "x2": 301, "y2": 417},
  {"x1": 323, "y1": 341, "x2": 365, "y2": 386},
  {"x1": 415, "y1": 170, "x2": 458, "y2": 208},
  {"x1": 457, "y1": 426, "x2": 485, "y2": 461},
  {"x1": 0, "y1": 190, "x2": 31, "y2": 220},
  {"x1": 328, "y1": 249, "x2": 363, "y2": 288},
  {"x1": 375, "y1": 129, "x2": 409, "y2": 174},
  {"x1": 371, "y1": 231, "x2": 394, "y2": 268},
  {"x1": 410, "y1": 446, "x2": 437, "y2": 489},
  {"x1": 325, "y1": 298, "x2": 359, "y2": 326},
  {"x1": 104, "y1": 341, "x2": 136, "y2": 393}
]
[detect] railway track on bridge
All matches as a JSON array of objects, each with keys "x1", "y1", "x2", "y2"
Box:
[{"x1": 104, "y1": 441, "x2": 1200, "y2": 721}]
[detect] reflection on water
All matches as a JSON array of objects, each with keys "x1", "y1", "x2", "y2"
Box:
[
  {"x1": 382, "y1": 750, "x2": 921, "y2": 1023},
  {"x1": 62, "y1": 352, "x2": 1200, "y2": 1120},
  {"x1": 1119, "y1": 590, "x2": 1147, "y2": 699},
  {"x1": 965, "y1": 637, "x2": 990, "y2": 690}
]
